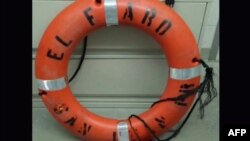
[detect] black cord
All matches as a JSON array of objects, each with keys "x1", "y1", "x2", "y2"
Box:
[
  {"x1": 69, "y1": 36, "x2": 88, "y2": 82},
  {"x1": 128, "y1": 115, "x2": 159, "y2": 141},
  {"x1": 192, "y1": 58, "x2": 218, "y2": 119},
  {"x1": 128, "y1": 94, "x2": 203, "y2": 141},
  {"x1": 151, "y1": 86, "x2": 199, "y2": 108},
  {"x1": 128, "y1": 58, "x2": 217, "y2": 141}
]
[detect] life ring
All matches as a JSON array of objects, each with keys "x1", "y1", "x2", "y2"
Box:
[{"x1": 35, "y1": 0, "x2": 201, "y2": 140}]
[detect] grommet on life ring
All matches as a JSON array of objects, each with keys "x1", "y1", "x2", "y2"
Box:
[{"x1": 35, "y1": 0, "x2": 201, "y2": 140}]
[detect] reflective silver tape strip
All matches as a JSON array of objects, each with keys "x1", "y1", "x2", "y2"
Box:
[
  {"x1": 117, "y1": 122, "x2": 129, "y2": 141},
  {"x1": 104, "y1": 0, "x2": 118, "y2": 26},
  {"x1": 36, "y1": 77, "x2": 67, "y2": 91},
  {"x1": 170, "y1": 65, "x2": 201, "y2": 80}
]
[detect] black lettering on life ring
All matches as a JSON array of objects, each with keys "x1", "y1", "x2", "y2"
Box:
[
  {"x1": 47, "y1": 49, "x2": 64, "y2": 61},
  {"x1": 155, "y1": 19, "x2": 172, "y2": 35},
  {"x1": 78, "y1": 122, "x2": 92, "y2": 136},
  {"x1": 173, "y1": 83, "x2": 196, "y2": 106},
  {"x1": 155, "y1": 116, "x2": 166, "y2": 129},
  {"x1": 141, "y1": 8, "x2": 156, "y2": 26},
  {"x1": 123, "y1": 3, "x2": 133, "y2": 21},
  {"x1": 54, "y1": 104, "x2": 69, "y2": 115},
  {"x1": 55, "y1": 35, "x2": 72, "y2": 47},
  {"x1": 64, "y1": 116, "x2": 77, "y2": 126},
  {"x1": 84, "y1": 7, "x2": 95, "y2": 26}
]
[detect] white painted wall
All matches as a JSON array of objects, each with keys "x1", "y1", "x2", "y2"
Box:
[{"x1": 199, "y1": 0, "x2": 219, "y2": 49}]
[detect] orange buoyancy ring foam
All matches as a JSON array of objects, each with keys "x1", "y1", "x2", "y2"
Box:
[{"x1": 35, "y1": 0, "x2": 201, "y2": 140}]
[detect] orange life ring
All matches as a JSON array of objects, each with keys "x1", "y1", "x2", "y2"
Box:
[{"x1": 35, "y1": 0, "x2": 201, "y2": 140}]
